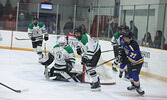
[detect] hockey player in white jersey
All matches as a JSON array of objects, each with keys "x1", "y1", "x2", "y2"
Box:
[
  {"x1": 111, "y1": 26, "x2": 130, "y2": 79},
  {"x1": 28, "y1": 16, "x2": 48, "y2": 61},
  {"x1": 74, "y1": 26, "x2": 101, "y2": 91},
  {"x1": 39, "y1": 36, "x2": 82, "y2": 82}
]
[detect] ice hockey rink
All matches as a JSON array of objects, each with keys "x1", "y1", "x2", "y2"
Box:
[{"x1": 0, "y1": 49, "x2": 167, "y2": 100}]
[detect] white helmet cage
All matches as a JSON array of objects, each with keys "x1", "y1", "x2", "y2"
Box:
[{"x1": 57, "y1": 36, "x2": 67, "y2": 47}]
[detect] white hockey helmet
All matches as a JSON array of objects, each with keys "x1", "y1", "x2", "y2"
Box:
[{"x1": 58, "y1": 36, "x2": 67, "y2": 47}]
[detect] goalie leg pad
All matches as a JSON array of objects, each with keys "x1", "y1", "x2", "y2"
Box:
[
  {"x1": 49, "y1": 68, "x2": 83, "y2": 82},
  {"x1": 53, "y1": 73, "x2": 69, "y2": 82},
  {"x1": 66, "y1": 72, "x2": 83, "y2": 82}
]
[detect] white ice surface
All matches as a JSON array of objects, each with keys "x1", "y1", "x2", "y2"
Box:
[{"x1": 0, "y1": 49, "x2": 167, "y2": 100}]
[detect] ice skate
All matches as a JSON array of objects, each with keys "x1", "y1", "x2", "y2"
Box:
[
  {"x1": 91, "y1": 78, "x2": 101, "y2": 92},
  {"x1": 124, "y1": 74, "x2": 129, "y2": 79},
  {"x1": 136, "y1": 88, "x2": 145, "y2": 95},
  {"x1": 119, "y1": 72, "x2": 123, "y2": 78},
  {"x1": 112, "y1": 63, "x2": 118, "y2": 72},
  {"x1": 127, "y1": 85, "x2": 135, "y2": 90},
  {"x1": 112, "y1": 67, "x2": 118, "y2": 72}
]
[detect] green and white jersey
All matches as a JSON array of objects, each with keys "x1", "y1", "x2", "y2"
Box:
[
  {"x1": 28, "y1": 22, "x2": 47, "y2": 38},
  {"x1": 50, "y1": 44, "x2": 75, "y2": 69},
  {"x1": 111, "y1": 32, "x2": 120, "y2": 46},
  {"x1": 78, "y1": 34, "x2": 100, "y2": 60}
]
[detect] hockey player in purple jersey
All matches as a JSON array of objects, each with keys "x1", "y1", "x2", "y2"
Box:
[{"x1": 118, "y1": 32, "x2": 145, "y2": 95}]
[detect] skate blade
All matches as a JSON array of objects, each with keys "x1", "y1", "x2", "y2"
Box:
[
  {"x1": 137, "y1": 91, "x2": 145, "y2": 95},
  {"x1": 112, "y1": 68, "x2": 118, "y2": 73},
  {"x1": 91, "y1": 87, "x2": 101, "y2": 92}
]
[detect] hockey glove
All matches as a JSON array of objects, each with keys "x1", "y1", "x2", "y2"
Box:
[
  {"x1": 81, "y1": 56, "x2": 88, "y2": 65},
  {"x1": 81, "y1": 56, "x2": 91, "y2": 67},
  {"x1": 76, "y1": 46, "x2": 82, "y2": 55},
  {"x1": 117, "y1": 47, "x2": 124, "y2": 63},
  {"x1": 65, "y1": 59, "x2": 73, "y2": 72},
  {"x1": 44, "y1": 34, "x2": 49, "y2": 41},
  {"x1": 28, "y1": 33, "x2": 32, "y2": 37},
  {"x1": 31, "y1": 37, "x2": 36, "y2": 41}
]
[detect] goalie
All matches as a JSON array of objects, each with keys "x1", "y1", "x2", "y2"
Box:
[{"x1": 39, "y1": 36, "x2": 82, "y2": 82}]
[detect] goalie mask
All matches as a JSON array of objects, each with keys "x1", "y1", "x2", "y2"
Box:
[{"x1": 58, "y1": 36, "x2": 67, "y2": 47}]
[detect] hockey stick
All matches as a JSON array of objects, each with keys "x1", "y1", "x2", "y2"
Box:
[
  {"x1": 67, "y1": 57, "x2": 117, "y2": 80},
  {"x1": 75, "y1": 46, "x2": 113, "y2": 53},
  {"x1": 15, "y1": 37, "x2": 43, "y2": 41},
  {"x1": 44, "y1": 42, "x2": 49, "y2": 80},
  {"x1": 15, "y1": 37, "x2": 30, "y2": 40},
  {"x1": 44, "y1": 42, "x2": 47, "y2": 55},
  {"x1": 101, "y1": 49, "x2": 114, "y2": 53},
  {"x1": 0, "y1": 82, "x2": 29, "y2": 93}
]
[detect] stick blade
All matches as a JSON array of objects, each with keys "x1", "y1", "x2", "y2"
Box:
[
  {"x1": 16, "y1": 88, "x2": 29, "y2": 93},
  {"x1": 21, "y1": 88, "x2": 29, "y2": 92},
  {"x1": 15, "y1": 37, "x2": 30, "y2": 40},
  {"x1": 15, "y1": 37, "x2": 19, "y2": 40}
]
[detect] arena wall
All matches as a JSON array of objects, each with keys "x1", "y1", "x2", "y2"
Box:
[{"x1": 0, "y1": 30, "x2": 167, "y2": 82}]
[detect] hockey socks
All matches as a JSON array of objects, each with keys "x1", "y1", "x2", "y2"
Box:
[{"x1": 88, "y1": 70, "x2": 101, "y2": 91}]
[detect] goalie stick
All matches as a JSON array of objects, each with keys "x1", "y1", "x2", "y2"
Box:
[
  {"x1": 0, "y1": 82, "x2": 29, "y2": 93},
  {"x1": 67, "y1": 57, "x2": 117, "y2": 80}
]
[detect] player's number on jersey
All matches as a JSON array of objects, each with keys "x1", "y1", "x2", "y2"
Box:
[
  {"x1": 130, "y1": 52, "x2": 137, "y2": 58},
  {"x1": 56, "y1": 51, "x2": 62, "y2": 61}
]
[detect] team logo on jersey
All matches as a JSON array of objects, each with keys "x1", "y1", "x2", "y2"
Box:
[
  {"x1": 32, "y1": 27, "x2": 41, "y2": 35},
  {"x1": 55, "y1": 51, "x2": 63, "y2": 61}
]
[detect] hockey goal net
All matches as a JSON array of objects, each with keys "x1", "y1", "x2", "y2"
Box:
[{"x1": 66, "y1": 33, "x2": 116, "y2": 85}]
